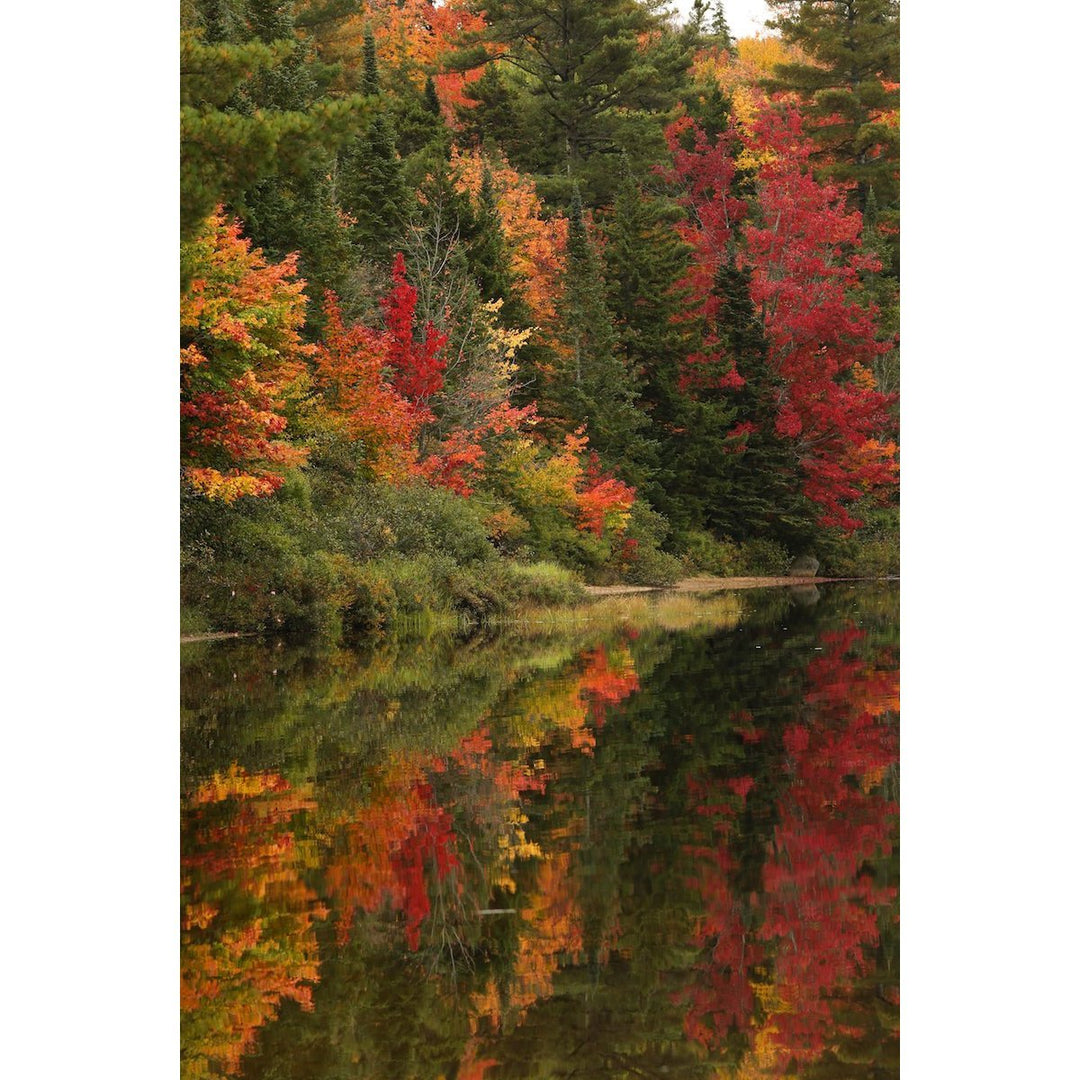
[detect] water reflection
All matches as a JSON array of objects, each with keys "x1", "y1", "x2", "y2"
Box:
[{"x1": 181, "y1": 584, "x2": 898, "y2": 1079}]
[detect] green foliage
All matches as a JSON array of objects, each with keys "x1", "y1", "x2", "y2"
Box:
[
  {"x1": 551, "y1": 188, "x2": 653, "y2": 485},
  {"x1": 452, "y1": 0, "x2": 692, "y2": 206},
  {"x1": 180, "y1": 33, "x2": 368, "y2": 241},
  {"x1": 344, "y1": 481, "x2": 495, "y2": 566},
  {"x1": 817, "y1": 503, "x2": 899, "y2": 578},
  {"x1": 611, "y1": 503, "x2": 684, "y2": 586},
  {"x1": 676, "y1": 530, "x2": 793, "y2": 577}
]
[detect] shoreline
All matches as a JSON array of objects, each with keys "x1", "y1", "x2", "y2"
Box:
[
  {"x1": 583, "y1": 574, "x2": 842, "y2": 597},
  {"x1": 182, "y1": 576, "x2": 894, "y2": 644}
]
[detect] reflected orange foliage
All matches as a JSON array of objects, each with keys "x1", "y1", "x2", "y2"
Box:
[
  {"x1": 181, "y1": 767, "x2": 324, "y2": 1080},
  {"x1": 323, "y1": 754, "x2": 462, "y2": 950}
]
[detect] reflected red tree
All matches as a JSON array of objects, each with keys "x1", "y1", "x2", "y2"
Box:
[{"x1": 680, "y1": 624, "x2": 899, "y2": 1072}]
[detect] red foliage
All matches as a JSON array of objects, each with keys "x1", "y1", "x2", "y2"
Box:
[
  {"x1": 665, "y1": 105, "x2": 898, "y2": 530},
  {"x1": 679, "y1": 626, "x2": 899, "y2": 1065},
  {"x1": 382, "y1": 252, "x2": 448, "y2": 408},
  {"x1": 323, "y1": 760, "x2": 463, "y2": 950},
  {"x1": 312, "y1": 291, "x2": 422, "y2": 480},
  {"x1": 576, "y1": 453, "x2": 636, "y2": 537},
  {"x1": 577, "y1": 644, "x2": 640, "y2": 724}
]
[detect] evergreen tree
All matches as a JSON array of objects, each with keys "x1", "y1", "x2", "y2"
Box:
[
  {"x1": 186, "y1": 0, "x2": 362, "y2": 328},
  {"x1": 336, "y1": 27, "x2": 412, "y2": 265},
  {"x1": 765, "y1": 0, "x2": 900, "y2": 218},
  {"x1": 455, "y1": 65, "x2": 528, "y2": 160},
  {"x1": 552, "y1": 188, "x2": 653, "y2": 485},
  {"x1": 601, "y1": 164, "x2": 694, "y2": 505},
  {"x1": 180, "y1": 25, "x2": 366, "y2": 241},
  {"x1": 467, "y1": 165, "x2": 531, "y2": 327},
  {"x1": 698, "y1": 267, "x2": 820, "y2": 547},
  {"x1": 711, "y1": 0, "x2": 734, "y2": 51},
  {"x1": 451, "y1": 0, "x2": 693, "y2": 206}
]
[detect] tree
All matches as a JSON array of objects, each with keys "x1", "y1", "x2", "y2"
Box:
[
  {"x1": 764, "y1": 0, "x2": 900, "y2": 220},
  {"x1": 336, "y1": 26, "x2": 413, "y2": 263},
  {"x1": 451, "y1": 0, "x2": 692, "y2": 205},
  {"x1": 309, "y1": 291, "x2": 423, "y2": 483},
  {"x1": 711, "y1": 2, "x2": 734, "y2": 52},
  {"x1": 601, "y1": 163, "x2": 695, "y2": 508},
  {"x1": 180, "y1": 5, "x2": 368, "y2": 242},
  {"x1": 549, "y1": 188, "x2": 652, "y2": 486},
  {"x1": 667, "y1": 102, "x2": 897, "y2": 536},
  {"x1": 180, "y1": 211, "x2": 312, "y2": 501}
]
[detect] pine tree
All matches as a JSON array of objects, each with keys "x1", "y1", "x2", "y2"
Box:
[
  {"x1": 711, "y1": 1, "x2": 734, "y2": 51},
  {"x1": 765, "y1": 0, "x2": 900, "y2": 217},
  {"x1": 451, "y1": 0, "x2": 693, "y2": 206},
  {"x1": 701, "y1": 267, "x2": 820, "y2": 546},
  {"x1": 601, "y1": 164, "x2": 694, "y2": 504},
  {"x1": 189, "y1": 0, "x2": 361, "y2": 329},
  {"x1": 180, "y1": 28, "x2": 366, "y2": 241},
  {"x1": 552, "y1": 188, "x2": 652, "y2": 485}
]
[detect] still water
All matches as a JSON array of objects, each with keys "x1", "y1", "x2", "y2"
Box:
[{"x1": 181, "y1": 583, "x2": 899, "y2": 1079}]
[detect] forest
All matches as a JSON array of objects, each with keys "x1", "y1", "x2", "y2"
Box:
[{"x1": 179, "y1": 0, "x2": 900, "y2": 640}]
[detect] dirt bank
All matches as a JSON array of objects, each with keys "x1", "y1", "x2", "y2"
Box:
[{"x1": 583, "y1": 575, "x2": 835, "y2": 597}]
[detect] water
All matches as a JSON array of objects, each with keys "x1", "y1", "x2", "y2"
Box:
[{"x1": 181, "y1": 582, "x2": 899, "y2": 1079}]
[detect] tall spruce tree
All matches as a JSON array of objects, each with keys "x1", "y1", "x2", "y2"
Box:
[
  {"x1": 553, "y1": 188, "x2": 652, "y2": 485},
  {"x1": 601, "y1": 165, "x2": 694, "y2": 505},
  {"x1": 711, "y1": 1, "x2": 735, "y2": 51},
  {"x1": 336, "y1": 26, "x2": 412, "y2": 265}
]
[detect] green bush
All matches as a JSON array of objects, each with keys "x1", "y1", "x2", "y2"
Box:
[
  {"x1": 822, "y1": 502, "x2": 899, "y2": 577},
  {"x1": 677, "y1": 530, "x2": 740, "y2": 576},
  {"x1": 345, "y1": 482, "x2": 495, "y2": 565},
  {"x1": 618, "y1": 542, "x2": 683, "y2": 586},
  {"x1": 499, "y1": 560, "x2": 585, "y2": 606},
  {"x1": 731, "y1": 537, "x2": 792, "y2": 576}
]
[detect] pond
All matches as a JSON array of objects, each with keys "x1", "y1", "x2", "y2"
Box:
[{"x1": 181, "y1": 582, "x2": 899, "y2": 1079}]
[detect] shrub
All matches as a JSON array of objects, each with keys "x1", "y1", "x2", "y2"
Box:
[
  {"x1": 731, "y1": 538, "x2": 792, "y2": 576},
  {"x1": 345, "y1": 481, "x2": 495, "y2": 565},
  {"x1": 677, "y1": 530, "x2": 741, "y2": 576},
  {"x1": 617, "y1": 542, "x2": 683, "y2": 586},
  {"x1": 499, "y1": 560, "x2": 585, "y2": 607}
]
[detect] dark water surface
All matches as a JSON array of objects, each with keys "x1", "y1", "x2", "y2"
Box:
[{"x1": 181, "y1": 583, "x2": 898, "y2": 1079}]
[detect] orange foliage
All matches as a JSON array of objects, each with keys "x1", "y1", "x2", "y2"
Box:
[
  {"x1": 311, "y1": 291, "x2": 422, "y2": 482},
  {"x1": 307, "y1": 0, "x2": 486, "y2": 110},
  {"x1": 470, "y1": 849, "x2": 584, "y2": 1030},
  {"x1": 575, "y1": 453, "x2": 636, "y2": 537},
  {"x1": 180, "y1": 211, "x2": 311, "y2": 501},
  {"x1": 451, "y1": 147, "x2": 568, "y2": 327},
  {"x1": 322, "y1": 754, "x2": 462, "y2": 950},
  {"x1": 577, "y1": 643, "x2": 640, "y2": 723}
]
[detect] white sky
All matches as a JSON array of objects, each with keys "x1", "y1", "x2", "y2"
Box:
[{"x1": 670, "y1": 0, "x2": 775, "y2": 39}]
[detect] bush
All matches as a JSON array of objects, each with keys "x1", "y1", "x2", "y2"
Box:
[
  {"x1": 345, "y1": 482, "x2": 495, "y2": 565},
  {"x1": 499, "y1": 560, "x2": 585, "y2": 606},
  {"x1": 822, "y1": 502, "x2": 899, "y2": 577},
  {"x1": 617, "y1": 542, "x2": 683, "y2": 586},
  {"x1": 677, "y1": 530, "x2": 740, "y2": 576},
  {"x1": 731, "y1": 537, "x2": 792, "y2": 576}
]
